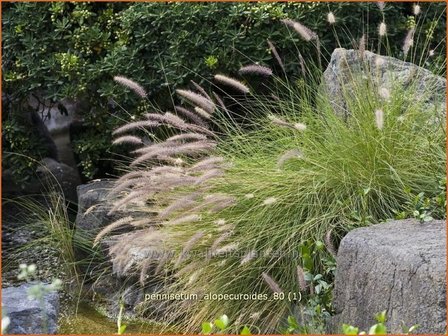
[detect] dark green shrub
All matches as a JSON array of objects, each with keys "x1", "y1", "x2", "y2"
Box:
[{"x1": 2, "y1": 2, "x2": 445, "y2": 181}]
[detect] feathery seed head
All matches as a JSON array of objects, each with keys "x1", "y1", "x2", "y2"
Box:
[
  {"x1": 377, "y1": 2, "x2": 385, "y2": 11},
  {"x1": 375, "y1": 109, "x2": 384, "y2": 130},
  {"x1": 268, "y1": 115, "x2": 295, "y2": 129},
  {"x1": 324, "y1": 229, "x2": 337, "y2": 257},
  {"x1": 244, "y1": 193, "x2": 255, "y2": 199},
  {"x1": 263, "y1": 197, "x2": 277, "y2": 205},
  {"x1": 240, "y1": 250, "x2": 257, "y2": 265},
  {"x1": 113, "y1": 120, "x2": 160, "y2": 136},
  {"x1": 378, "y1": 22, "x2": 387, "y2": 37},
  {"x1": 296, "y1": 265, "x2": 308, "y2": 292},
  {"x1": 261, "y1": 272, "x2": 282, "y2": 293},
  {"x1": 277, "y1": 149, "x2": 303, "y2": 169},
  {"x1": 413, "y1": 4, "x2": 421, "y2": 16},
  {"x1": 294, "y1": 123, "x2": 307, "y2": 131},
  {"x1": 176, "y1": 89, "x2": 215, "y2": 114},
  {"x1": 113, "y1": 135, "x2": 143, "y2": 145},
  {"x1": 267, "y1": 39, "x2": 285, "y2": 72},
  {"x1": 213, "y1": 243, "x2": 238, "y2": 255},
  {"x1": 214, "y1": 74, "x2": 250, "y2": 94},
  {"x1": 214, "y1": 219, "x2": 226, "y2": 226},
  {"x1": 194, "y1": 106, "x2": 212, "y2": 119},
  {"x1": 210, "y1": 231, "x2": 233, "y2": 253},
  {"x1": 327, "y1": 12, "x2": 336, "y2": 24},
  {"x1": 403, "y1": 28, "x2": 415, "y2": 56},
  {"x1": 212, "y1": 92, "x2": 229, "y2": 114},
  {"x1": 359, "y1": 35, "x2": 366, "y2": 57},
  {"x1": 379, "y1": 87, "x2": 390, "y2": 101},
  {"x1": 166, "y1": 133, "x2": 207, "y2": 143},
  {"x1": 174, "y1": 106, "x2": 208, "y2": 127},
  {"x1": 114, "y1": 76, "x2": 147, "y2": 98},
  {"x1": 375, "y1": 56, "x2": 385, "y2": 67},
  {"x1": 175, "y1": 231, "x2": 205, "y2": 266},
  {"x1": 239, "y1": 64, "x2": 273, "y2": 77},
  {"x1": 167, "y1": 214, "x2": 202, "y2": 226},
  {"x1": 282, "y1": 19, "x2": 317, "y2": 42},
  {"x1": 190, "y1": 80, "x2": 211, "y2": 100},
  {"x1": 94, "y1": 216, "x2": 134, "y2": 245}
]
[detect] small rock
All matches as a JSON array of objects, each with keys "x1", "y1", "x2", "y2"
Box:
[{"x1": 2, "y1": 283, "x2": 60, "y2": 334}]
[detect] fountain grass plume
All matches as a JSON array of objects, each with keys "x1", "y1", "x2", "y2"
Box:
[
  {"x1": 239, "y1": 64, "x2": 273, "y2": 77},
  {"x1": 113, "y1": 135, "x2": 143, "y2": 145},
  {"x1": 176, "y1": 89, "x2": 215, "y2": 114},
  {"x1": 174, "y1": 105, "x2": 208, "y2": 127},
  {"x1": 94, "y1": 216, "x2": 134, "y2": 246},
  {"x1": 267, "y1": 39, "x2": 285, "y2": 73},
  {"x1": 403, "y1": 28, "x2": 416, "y2": 57},
  {"x1": 261, "y1": 272, "x2": 283, "y2": 293},
  {"x1": 114, "y1": 76, "x2": 147, "y2": 98},
  {"x1": 214, "y1": 74, "x2": 250, "y2": 94},
  {"x1": 190, "y1": 80, "x2": 212, "y2": 101},
  {"x1": 113, "y1": 120, "x2": 161, "y2": 136},
  {"x1": 281, "y1": 19, "x2": 317, "y2": 42},
  {"x1": 175, "y1": 231, "x2": 204, "y2": 267},
  {"x1": 194, "y1": 106, "x2": 212, "y2": 119}
]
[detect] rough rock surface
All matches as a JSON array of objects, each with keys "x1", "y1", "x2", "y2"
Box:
[
  {"x1": 75, "y1": 180, "x2": 164, "y2": 317},
  {"x1": 328, "y1": 219, "x2": 446, "y2": 333},
  {"x1": 323, "y1": 48, "x2": 446, "y2": 120},
  {"x1": 75, "y1": 179, "x2": 117, "y2": 236},
  {"x1": 2, "y1": 283, "x2": 59, "y2": 334},
  {"x1": 3, "y1": 157, "x2": 81, "y2": 204}
]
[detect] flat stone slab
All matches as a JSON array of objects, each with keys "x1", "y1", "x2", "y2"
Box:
[
  {"x1": 2, "y1": 283, "x2": 59, "y2": 334},
  {"x1": 329, "y1": 219, "x2": 446, "y2": 333}
]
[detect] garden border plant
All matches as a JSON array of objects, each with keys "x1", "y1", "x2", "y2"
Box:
[
  {"x1": 3, "y1": 2, "x2": 445, "y2": 334},
  {"x1": 92, "y1": 3, "x2": 446, "y2": 333}
]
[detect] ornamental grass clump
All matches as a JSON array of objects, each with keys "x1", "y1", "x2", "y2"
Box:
[{"x1": 97, "y1": 3, "x2": 445, "y2": 333}]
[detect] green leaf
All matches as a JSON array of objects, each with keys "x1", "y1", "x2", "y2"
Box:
[
  {"x1": 375, "y1": 310, "x2": 387, "y2": 323},
  {"x1": 368, "y1": 323, "x2": 387, "y2": 335},
  {"x1": 240, "y1": 326, "x2": 251, "y2": 335},
  {"x1": 118, "y1": 324, "x2": 127, "y2": 335},
  {"x1": 202, "y1": 322, "x2": 213, "y2": 335},
  {"x1": 342, "y1": 324, "x2": 359, "y2": 335},
  {"x1": 214, "y1": 315, "x2": 229, "y2": 331},
  {"x1": 287, "y1": 316, "x2": 299, "y2": 329},
  {"x1": 407, "y1": 325, "x2": 419, "y2": 333}
]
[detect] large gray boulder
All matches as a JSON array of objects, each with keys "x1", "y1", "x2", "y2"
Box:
[
  {"x1": 328, "y1": 219, "x2": 446, "y2": 333},
  {"x1": 323, "y1": 48, "x2": 446, "y2": 121},
  {"x1": 2, "y1": 283, "x2": 59, "y2": 334},
  {"x1": 75, "y1": 179, "x2": 116, "y2": 237}
]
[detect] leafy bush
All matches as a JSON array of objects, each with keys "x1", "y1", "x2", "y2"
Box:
[{"x1": 2, "y1": 2, "x2": 445, "y2": 181}]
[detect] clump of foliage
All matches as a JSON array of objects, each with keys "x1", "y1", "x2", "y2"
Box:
[
  {"x1": 342, "y1": 311, "x2": 418, "y2": 335},
  {"x1": 200, "y1": 311, "x2": 419, "y2": 335},
  {"x1": 2, "y1": 2, "x2": 445, "y2": 182},
  {"x1": 94, "y1": 5, "x2": 445, "y2": 332}
]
